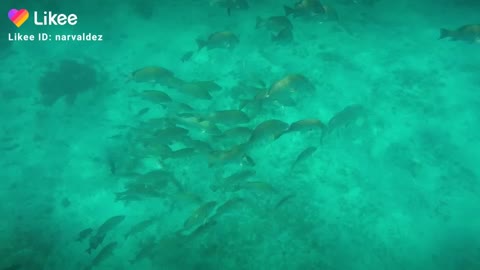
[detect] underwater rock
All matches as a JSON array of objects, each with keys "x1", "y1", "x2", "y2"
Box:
[{"x1": 37, "y1": 59, "x2": 98, "y2": 106}]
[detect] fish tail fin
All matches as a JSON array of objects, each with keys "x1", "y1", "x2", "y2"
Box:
[
  {"x1": 284, "y1": 5, "x2": 294, "y2": 16},
  {"x1": 242, "y1": 154, "x2": 256, "y2": 166},
  {"x1": 439, "y1": 28, "x2": 451, "y2": 39},
  {"x1": 271, "y1": 32, "x2": 278, "y2": 42},
  {"x1": 255, "y1": 16, "x2": 264, "y2": 29},
  {"x1": 196, "y1": 38, "x2": 206, "y2": 51}
]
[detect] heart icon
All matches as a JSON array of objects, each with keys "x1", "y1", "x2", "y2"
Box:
[{"x1": 8, "y1": 9, "x2": 29, "y2": 27}]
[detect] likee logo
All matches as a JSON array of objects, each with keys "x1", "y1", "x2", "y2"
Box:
[{"x1": 8, "y1": 9, "x2": 29, "y2": 27}]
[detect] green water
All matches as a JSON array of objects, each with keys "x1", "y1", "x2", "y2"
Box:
[{"x1": 1, "y1": 0, "x2": 479, "y2": 269}]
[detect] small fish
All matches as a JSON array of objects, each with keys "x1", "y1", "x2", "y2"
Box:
[
  {"x1": 267, "y1": 74, "x2": 315, "y2": 103},
  {"x1": 248, "y1": 119, "x2": 290, "y2": 144},
  {"x1": 220, "y1": 126, "x2": 253, "y2": 138},
  {"x1": 182, "y1": 201, "x2": 218, "y2": 232},
  {"x1": 210, "y1": 0, "x2": 249, "y2": 16},
  {"x1": 130, "y1": 66, "x2": 176, "y2": 84},
  {"x1": 136, "y1": 107, "x2": 150, "y2": 117},
  {"x1": 256, "y1": 16, "x2": 293, "y2": 32},
  {"x1": 181, "y1": 51, "x2": 194, "y2": 62},
  {"x1": 440, "y1": 24, "x2": 480, "y2": 43},
  {"x1": 169, "y1": 147, "x2": 197, "y2": 159},
  {"x1": 75, "y1": 228, "x2": 93, "y2": 242},
  {"x1": 96, "y1": 215, "x2": 126, "y2": 236},
  {"x1": 275, "y1": 118, "x2": 325, "y2": 140},
  {"x1": 207, "y1": 143, "x2": 250, "y2": 167},
  {"x1": 137, "y1": 90, "x2": 172, "y2": 104},
  {"x1": 172, "y1": 114, "x2": 221, "y2": 135},
  {"x1": 196, "y1": 31, "x2": 239, "y2": 51},
  {"x1": 184, "y1": 139, "x2": 213, "y2": 153},
  {"x1": 271, "y1": 28, "x2": 294, "y2": 44},
  {"x1": 85, "y1": 242, "x2": 118, "y2": 270},
  {"x1": 172, "y1": 191, "x2": 203, "y2": 205},
  {"x1": 284, "y1": 0, "x2": 326, "y2": 18},
  {"x1": 154, "y1": 126, "x2": 190, "y2": 142},
  {"x1": 325, "y1": 104, "x2": 366, "y2": 136},
  {"x1": 175, "y1": 81, "x2": 213, "y2": 100},
  {"x1": 187, "y1": 80, "x2": 222, "y2": 92},
  {"x1": 291, "y1": 146, "x2": 317, "y2": 170},
  {"x1": 209, "y1": 109, "x2": 250, "y2": 125},
  {"x1": 124, "y1": 218, "x2": 157, "y2": 239},
  {"x1": 134, "y1": 169, "x2": 176, "y2": 189},
  {"x1": 275, "y1": 193, "x2": 296, "y2": 209}
]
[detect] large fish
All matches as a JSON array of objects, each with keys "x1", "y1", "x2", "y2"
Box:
[{"x1": 440, "y1": 24, "x2": 480, "y2": 43}]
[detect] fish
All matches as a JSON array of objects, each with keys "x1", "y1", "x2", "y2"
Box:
[
  {"x1": 271, "y1": 28, "x2": 294, "y2": 44},
  {"x1": 96, "y1": 215, "x2": 126, "y2": 237},
  {"x1": 196, "y1": 31, "x2": 239, "y2": 51},
  {"x1": 210, "y1": 0, "x2": 249, "y2": 16},
  {"x1": 171, "y1": 114, "x2": 221, "y2": 135},
  {"x1": 440, "y1": 24, "x2": 480, "y2": 43},
  {"x1": 248, "y1": 119, "x2": 290, "y2": 144},
  {"x1": 182, "y1": 201, "x2": 218, "y2": 232},
  {"x1": 266, "y1": 74, "x2": 315, "y2": 104},
  {"x1": 154, "y1": 126, "x2": 190, "y2": 142},
  {"x1": 210, "y1": 169, "x2": 256, "y2": 192},
  {"x1": 213, "y1": 126, "x2": 253, "y2": 147},
  {"x1": 275, "y1": 118, "x2": 325, "y2": 140},
  {"x1": 209, "y1": 110, "x2": 251, "y2": 125},
  {"x1": 130, "y1": 66, "x2": 176, "y2": 85},
  {"x1": 133, "y1": 169, "x2": 176, "y2": 190},
  {"x1": 175, "y1": 81, "x2": 213, "y2": 100},
  {"x1": 124, "y1": 218, "x2": 157, "y2": 239},
  {"x1": 137, "y1": 90, "x2": 172, "y2": 104},
  {"x1": 291, "y1": 146, "x2": 317, "y2": 170},
  {"x1": 181, "y1": 51, "x2": 194, "y2": 62},
  {"x1": 325, "y1": 104, "x2": 367, "y2": 136},
  {"x1": 275, "y1": 193, "x2": 296, "y2": 209},
  {"x1": 130, "y1": 237, "x2": 157, "y2": 264},
  {"x1": 169, "y1": 147, "x2": 197, "y2": 159},
  {"x1": 135, "y1": 107, "x2": 150, "y2": 117},
  {"x1": 284, "y1": 0, "x2": 326, "y2": 18},
  {"x1": 207, "y1": 142, "x2": 251, "y2": 167},
  {"x1": 187, "y1": 80, "x2": 222, "y2": 92},
  {"x1": 172, "y1": 191, "x2": 203, "y2": 205},
  {"x1": 220, "y1": 126, "x2": 253, "y2": 139},
  {"x1": 212, "y1": 197, "x2": 247, "y2": 219},
  {"x1": 86, "y1": 232, "x2": 106, "y2": 254},
  {"x1": 184, "y1": 139, "x2": 213, "y2": 153},
  {"x1": 75, "y1": 228, "x2": 93, "y2": 242},
  {"x1": 256, "y1": 16, "x2": 293, "y2": 32},
  {"x1": 85, "y1": 242, "x2": 118, "y2": 270}
]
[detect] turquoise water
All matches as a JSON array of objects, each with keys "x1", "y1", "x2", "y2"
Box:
[{"x1": 1, "y1": 0, "x2": 479, "y2": 269}]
